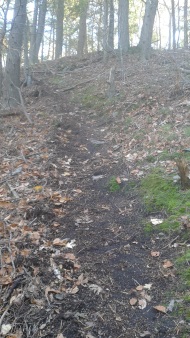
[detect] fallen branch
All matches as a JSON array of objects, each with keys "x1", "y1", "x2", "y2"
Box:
[
  {"x1": 6, "y1": 181, "x2": 19, "y2": 199},
  {"x1": 61, "y1": 71, "x2": 106, "y2": 92},
  {"x1": 18, "y1": 87, "x2": 33, "y2": 124}
]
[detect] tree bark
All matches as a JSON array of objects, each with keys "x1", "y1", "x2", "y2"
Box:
[
  {"x1": 0, "y1": 0, "x2": 11, "y2": 98},
  {"x1": 184, "y1": 0, "x2": 188, "y2": 48},
  {"x1": 103, "y1": 0, "x2": 109, "y2": 61},
  {"x1": 108, "y1": 0, "x2": 114, "y2": 51},
  {"x1": 77, "y1": 0, "x2": 88, "y2": 58},
  {"x1": 29, "y1": 0, "x2": 38, "y2": 64},
  {"x1": 118, "y1": 0, "x2": 129, "y2": 53},
  {"x1": 3, "y1": 0, "x2": 27, "y2": 107},
  {"x1": 30, "y1": 0, "x2": 47, "y2": 64},
  {"x1": 171, "y1": 0, "x2": 176, "y2": 50},
  {"x1": 138, "y1": 0, "x2": 158, "y2": 60},
  {"x1": 55, "y1": 0, "x2": 64, "y2": 59}
]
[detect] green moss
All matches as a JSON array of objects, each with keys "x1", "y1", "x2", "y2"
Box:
[
  {"x1": 141, "y1": 169, "x2": 190, "y2": 234},
  {"x1": 141, "y1": 170, "x2": 180, "y2": 213},
  {"x1": 107, "y1": 177, "x2": 121, "y2": 193},
  {"x1": 183, "y1": 126, "x2": 190, "y2": 137}
]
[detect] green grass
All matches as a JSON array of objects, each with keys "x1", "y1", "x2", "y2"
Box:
[
  {"x1": 183, "y1": 126, "x2": 190, "y2": 137},
  {"x1": 107, "y1": 177, "x2": 121, "y2": 192},
  {"x1": 141, "y1": 169, "x2": 190, "y2": 298},
  {"x1": 141, "y1": 169, "x2": 190, "y2": 232}
]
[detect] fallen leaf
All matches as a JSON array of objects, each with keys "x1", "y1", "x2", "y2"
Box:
[
  {"x1": 86, "y1": 334, "x2": 96, "y2": 338},
  {"x1": 66, "y1": 239, "x2": 76, "y2": 248},
  {"x1": 151, "y1": 251, "x2": 160, "y2": 257},
  {"x1": 138, "y1": 299, "x2": 147, "y2": 309},
  {"x1": 150, "y1": 218, "x2": 163, "y2": 225},
  {"x1": 45, "y1": 286, "x2": 61, "y2": 299},
  {"x1": 0, "y1": 201, "x2": 14, "y2": 209},
  {"x1": 163, "y1": 260, "x2": 173, "y2": 268},
  {"x1": 1, "y1": 324, "x2": 12, "y2": 335},
  {"x1": 70, "y1": 286, "x2": 79, "y2": 294},
  {"x1": 144, "y1": 283, "x2": 152, "y2": 290},
  {"x1": 53, "y1": 238, "x2": 68, "y2": 246},
  {"x1": 56, "y1": 334, "x2": 65, "y2": 338},
  {"x1": 116, "y1": 177, "x2": 121, "y2": 184},
  {"x1": 89, "y1": 284, "x2": 102, "y2": 295},
  {"x1": 136, "y1": 285, "x2": 144, "y2": 291},
  {"x1": 130, "y1": 298, "x2": 138, "y2": 306},
  {"x1": 33, "y1": 185, "x2": 43, "y2": 192},
  {"x1": 64, "y1": 253, "x2": 76, "y2": 260},
  {"x1": 0, "y1": 276, "x2": 12, "y2": 285},
  {"x1": 153, "y1": 305, "x2": 166, "y2": 313}
]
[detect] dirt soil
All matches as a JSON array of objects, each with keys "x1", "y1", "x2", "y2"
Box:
[{"x1": 0, "y1": 51, "x2": 190, "y2": 338}]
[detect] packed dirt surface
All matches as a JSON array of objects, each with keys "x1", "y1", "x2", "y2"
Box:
[{"x1": 0, "y1": 51, "x2": 190, "y2": 338}]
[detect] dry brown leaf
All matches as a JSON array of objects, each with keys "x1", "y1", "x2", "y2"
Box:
[
  {"x1": 154, "y1": 305, "x2": 166, "y2": 313},
  {"x1": 33, "y1": 185, "x2": 43, "y2": 192},
  {"x1": 151, "y1": 251, "x2": 160, "y2": 257},
  {"x1": 53, "y1": 222, "x2": 60, "y2": 227},
  {"x1": 163, "y1": 260, "x2": 173, "y2": 269},
  {"x1": 74, "y1": 263, "x2": 81, "y2": 270},
  {"x1": 138, "y1": 299, "x2": 147, "y2": 309},
  {"x1": 0, "y1": 275, "x2": 12, "y2": 285},
  {"x1": 130, "y1": 298, "x2": 138, "y2": 306},
  {"x1": 70, "y1": 286, "x2": 79, "y2": 294},
  {"x1": 0, "y1": 201, "x2": 14, "y2": 209},
  {"x1": 116, "y1": 177, "x2": 121, "y2": 184},
  {"x1": 64, "y1": 253, "x2": 76, "y2": 260},
  {"x1": 20, "y1": 249, "x2": 31, "y2": 257},
  {"x1": 56, "y1": 334, "x2": 65, "y2": 338},
  {"x1": 45, "y1": 286, "x2": 61, "y2": 298},
  {"x1": 53, "y1": 238, "x2": 68, "y2": 246},
  {"x1": 136, "y1": 285, "x2": 144, "y2": 291}
]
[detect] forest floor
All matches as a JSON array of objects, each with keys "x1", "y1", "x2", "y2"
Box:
[{"x1": 0, "y1": 50, "x2": 190, "y2": 338}]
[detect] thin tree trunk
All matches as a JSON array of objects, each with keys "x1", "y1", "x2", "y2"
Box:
[
  {"x1": 30, "y1": 0, "x2": 38, "y2": 63},
  {"x1": 108, "y1": 0, "x2": 114, "y2": 51},
  {"x1": 184, "y1": 0, "x2": 188, "y2": 48},
  {"x1": 77, "y1": 0, "x2": 88, "y2": 58},
  {"x1": 35, "y1": 0, "x2": 47, "y2": 62},
  {"x1": 138, "y1": 0, "x2": 158, "y2": 60},
  {"x1": 0, "y1": 0, "x2": 11, "y2": 97},
  {"x1": 24, "y1": 17, "x2": 32, "y2": 86},
  {"x1": 55, "y1": 0, "x2": 64, "y2": 59},
  {"x1": 3, "y1": 0, "x2": 27, "y2": 107},
  {"x1": 171, "y1": 0, "x2": 176, "y2": 50},
  {"x1": 118, "y1": 0, "x2": 129, "y2": 53},
  {"x1": 103, "y1": 0, "x2": 109, "y2": 61}
]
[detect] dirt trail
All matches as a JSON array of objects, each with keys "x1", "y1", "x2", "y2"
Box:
[
  {"x1": 0, "y1": 52, "x2": 189, "y2": 338},
  {"x1": 43, "y1": 95, "x2": 177, "y2": 337}
]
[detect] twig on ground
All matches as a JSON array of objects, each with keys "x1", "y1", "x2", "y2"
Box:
[
  {"x1": 6, "y1": 181, "x2": 19, "y2": 199},
  {"x1": 0, "y1": 304, "x2": 11, "y2": 328},
  {"x1": 18, "y1": 87, "x2": 33, "y2": 124}
]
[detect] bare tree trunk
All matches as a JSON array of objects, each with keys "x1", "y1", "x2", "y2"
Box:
[
  {"x1": 108, "y1": 0, "x2": 114, "y2": 51},
  {"x1": 103, "y1": 0, "x2": 109, "y2": 61},
  {"x1": 35, "y1": 0, "x2": 47, "y2": 62},
  {"x1": 24, "y1": 17, "x2": 32, "y2": 86},
  {"x1": 118, "y1": 0, "x2": 129, "y2": 53},
  {"x1": 77, "y1": 0, "x2": 88, "y2": 58},
  {"x1": 184, "y1": 0, "x2": 188, "y2": 48},
  {"x1": 138, "y1": 0, "x2": 158, "y2": 60},
  {"x1": 55, "y1": 0, "x2": 64, "y2": 59},
  {"x1": 30, "y1": 0, "x2": 38, "y2": 63},
  {"x1": 30, "y1": 0, "x2": 47, "y2": 63},
  {"x1": 3, "y1": 0, "x2": 27, "y2": 107},
  {"x1": 171, "y1": 0, "x2": 176, "y2": 50},
  {"x1": 0, "y1": 0, "x2": 11, "y2": 98}
]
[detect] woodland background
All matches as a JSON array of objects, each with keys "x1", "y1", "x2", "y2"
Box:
[{"x1": 0, "y1": 0, "x2": 190, "y2": 108}]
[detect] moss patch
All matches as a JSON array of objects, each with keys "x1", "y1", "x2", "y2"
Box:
[{"x1": 107, "y1": 176, "x2": 121, "y2": 192}]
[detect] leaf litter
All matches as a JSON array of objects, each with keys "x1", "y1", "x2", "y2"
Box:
[{"x1": 0, "y1": 51, "x2": 189, "y2": 337}]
